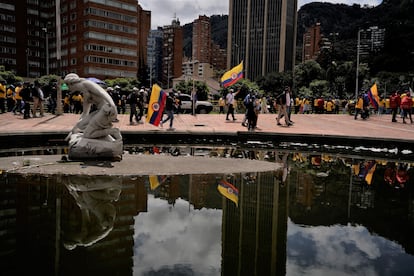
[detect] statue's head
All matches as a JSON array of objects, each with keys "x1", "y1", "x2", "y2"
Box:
[
  {"x1": 64, "y1": 73, "x2": 82, "y2": 84},
  {"x1": 103, "y1": 103, "x2": 117, "y2": 120}
]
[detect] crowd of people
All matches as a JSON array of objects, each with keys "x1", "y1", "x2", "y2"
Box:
[
  {"x1": 0, "y1": 80, "x2": 57, "y2": 119},
  {"x1": 1, "y1": 79, "x2": 413, "y2": 128}
]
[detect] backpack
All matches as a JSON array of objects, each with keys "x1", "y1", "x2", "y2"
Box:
[{"x1": 243, "y1": 94, "x2": 251, "y2": 107}]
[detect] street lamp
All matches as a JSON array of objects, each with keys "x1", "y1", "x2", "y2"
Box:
[
  {"x1": 355, "y1": 29, "x2": 363, "y2": 100},
  {"x1": 42, "y1": 27, "x2": 49, "y2": 75}
]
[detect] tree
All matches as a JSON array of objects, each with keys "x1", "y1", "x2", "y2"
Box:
[
  {"x1": 294, "y1": 60, "x2": 323, "y2": 89},
  {"x1": 256, "y1": 71, "x2": 292, "y2": 95},
  {"x1": 175, "y1": 80, "x2": 209, "y2": 101}
]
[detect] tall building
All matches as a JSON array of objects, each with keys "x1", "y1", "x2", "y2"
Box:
[
  {"x1": 0, "y1": 0, "x2": 150, "y2": 80},
  {"x1": 60, "y1": 0, "x2": 150, "y2": 79},
  {"x1": 147, "y1": 28, "x2": 164, "y2": 87},
  {"x1": 221, "y1": 171, "x2": 288, "y2": 275},
  {"x1": 227, "y1": 0, "x2": 298, "y2": 81},
  {"x1": 192, "y1": 15, "x2": 211, "y2": 64},
  {"x1": 210, "y1": 43, "x2": 227, "y2": 72},
  {"x1": 161, "y1": 18, "x2": 183, "y2": 89},
  {"x1": 0, "y1": 0, "x2": 55, "y2": 78},
  {"x1": 302, "y1": 23, "x2": 322, "y2": 62}
]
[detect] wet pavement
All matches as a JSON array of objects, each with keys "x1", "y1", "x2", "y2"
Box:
[{"x1": 0, "y1": 111, "x2": 413, "y2": 142}]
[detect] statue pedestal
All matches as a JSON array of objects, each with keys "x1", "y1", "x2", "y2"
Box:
[{"x1": 67, "y1": 132, "x2": 123, "y2": 161}]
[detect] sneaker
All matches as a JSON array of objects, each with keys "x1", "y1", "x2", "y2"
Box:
[
  {"x1": 242, "y1": 122, "x2": 247, "y2": 127},
  {"x1": 226, "y1": 118, "x2": 230, "y2": 121},
  {"x1": 287, "y1": 123, "x2": 293, "y2": 126},
  {"x1": 277, "y1": 122, "x2": 282, "y2": 126}
]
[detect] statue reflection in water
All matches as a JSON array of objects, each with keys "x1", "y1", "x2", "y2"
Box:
[{"x1": 62, "y1": 175, "x2": 122, "y2": 250}]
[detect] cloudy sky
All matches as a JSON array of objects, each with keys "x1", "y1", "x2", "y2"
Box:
[
  {"x1": 132, "y1": 196, "x2": 414, "y2": 274},
  {"x1": 139, "y1": 0, "x2": 382, "y2": 29}
]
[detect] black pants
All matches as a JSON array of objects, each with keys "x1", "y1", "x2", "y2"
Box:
[
  {"x1": 23, "y1": 101, "x2": 30, "y2": 119},
  {"x1": 226, "y1": 104, "x2": 235, "y2": 119}
]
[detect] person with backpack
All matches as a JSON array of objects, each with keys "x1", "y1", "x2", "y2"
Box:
[
  {"x1": 20, "y1": 82, "x2": 33, "y2": 119},
  {"x1": 127, "y1": 87, "x2": 140, "y2": 125},
  {"x1": 241, "y1": 89, "x2": 252, "y2": 127}
]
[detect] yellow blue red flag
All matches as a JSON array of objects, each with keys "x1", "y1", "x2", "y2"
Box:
[
  {"x1": 146, "y1": 84, "x2": 167, "y2": 126},
  {"x1": 220, "y1": 61, "x2": 243, "y2": 88},
  {"x1": 149, "y1": 175, "x2": 168, "y2": 190},
  {"x1": 217, "y1": 179, "x2": 239, "y2": 206},
  {"x1": 367, "y1": 83, "x2": 379, "y2": 110}
]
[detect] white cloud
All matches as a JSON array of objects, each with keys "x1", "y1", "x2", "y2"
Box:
[
  {"x1": 139, "y1": 0, "x2": 382, "y2": 29},
  {"x1": 133, "y1": 196, "x2": 222, "y2": 275}
]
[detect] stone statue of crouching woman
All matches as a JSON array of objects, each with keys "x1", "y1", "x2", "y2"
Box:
[{"x1": 64, "y1": 73, "x2": 123, "y2": 161}]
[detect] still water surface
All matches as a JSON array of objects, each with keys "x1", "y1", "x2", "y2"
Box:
[{"x1": 1, "y1": 147, "x2": 414, "y2": 276}]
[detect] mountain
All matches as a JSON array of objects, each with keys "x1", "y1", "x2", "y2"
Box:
[
  {"x1": 182, "y1": 1, "x2": 414, "y2": 73},
  {"x1": 297, "y1": 0, "x2": 414, "y2": 73}
]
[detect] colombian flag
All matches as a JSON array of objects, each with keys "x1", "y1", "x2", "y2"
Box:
[
  {"x1": 217, "y1": 179, "x2": 239, "y2": 206},
  {"x1": 367, "y1": 83, "x2": 379, "y2": 110},
  {"x1": 220, "y1": 61, "x2": 243, "y2": 88},
  {"x1": 146, "y1": 84, "x2": 167, "y2": 126},
  {"x1": 149, "y1": 175, "x2": 168, "y2": 190}
]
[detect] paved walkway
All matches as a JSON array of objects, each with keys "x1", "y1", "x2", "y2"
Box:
[{"x1": 0, "y1": 111, "x2": 413, "y2": 142}]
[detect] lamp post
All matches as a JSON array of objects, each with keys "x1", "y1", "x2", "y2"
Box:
[
  {"x1": 355, "y1": 29, "x2": 363, "y2": 100},
  {"x1": 233, "y1": 43, "x2": 240, "y2": 65},
  {"x1": 42, "y1": 27, "x2": 49, "y2": 75},
  {"x1": 26, "y1": 48, "x2": 29, "y2": 77}
]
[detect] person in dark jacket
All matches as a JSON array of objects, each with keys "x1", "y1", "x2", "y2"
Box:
[
  {"x1": 20, "y1": 82, "x2": 32, "y2": 119},
  {"x1": 160, "y1": 92, "x2": 175, "y2": 130},
  {"x1": 128, "y1": 87, "x2": 140, "y2": 125}
]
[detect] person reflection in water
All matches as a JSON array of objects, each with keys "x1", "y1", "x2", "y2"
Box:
[{"x1": 275, "y1": 151, "x2": 289, "y2": 187}]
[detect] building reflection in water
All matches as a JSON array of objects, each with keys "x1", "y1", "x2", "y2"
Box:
[{"x1": 1, "y1": 148, "x2": 414, "y2": 275}]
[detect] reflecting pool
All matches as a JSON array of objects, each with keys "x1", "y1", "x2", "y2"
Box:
[{"x1": 1, "y1": 147, "x2": 414, "y2": 276}]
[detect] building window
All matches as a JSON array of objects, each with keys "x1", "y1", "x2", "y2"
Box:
[{"x1": 71, "y1": 58, "x2": 77, "y2": 65}]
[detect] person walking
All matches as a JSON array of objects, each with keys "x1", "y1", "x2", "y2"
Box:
[
  {"x1": 218, "y1": 97, "x2": 226, "y2": 114},
  {"x1": 401, "y1": 91, "x2": 413, "y2": 124},
  {"x1": 0, "y1": 80, "x2": 6, "y2": 113},
  {"x1": 390, "y1": 91, "x2": 401, "y2": 122},
  {"x1": 160, "y1": 92, "x2": 175, "y2": 130},
  {"x1": 128, "y1": 87, "x2": 140, "y2": 125},
  {"x1": 32, "y1": 80, "x2": 45, "y2": 117},
  {"x1": 241, "y1": 90, "x2": 252, "y2": 127},
  {"x1": 20, "y1": 82, "x2": 32, "y2": 119},
  {"x1": 6, "y1": 84, "x2": 15, "y2": 112},
  {"x1": 354, "y1": 94, "x2": 364, "y2": 120},
  {"x1": 225, "y1": 88, "x2": 240, "y2": 121},
  {"x1": 12, "y1": 82, "x2": 23, "y2": 114},
  {"x1": 276, "y1": 86, "x2": 293, "y2": 126}
]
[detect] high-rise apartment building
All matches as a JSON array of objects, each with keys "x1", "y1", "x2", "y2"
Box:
[
  {"x1": 192, "y1": 15, "x2": 211, "y2": 64},
  {"x1": 302, "y1": 23, "x2": 322, "y2": 62},
  {"x1": 227, "y1": 0, "x2": 298, "y2": 81},
  {"x1": 0, "y1": 0, "x2": 150, "y2": 80},
  {"x1": 161, "y1": 18, "x2": 183, "y2": 89}
]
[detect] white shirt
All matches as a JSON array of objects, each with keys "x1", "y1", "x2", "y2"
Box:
[{"x1": 226, "y1": 92, "x2": 234, "y2": 105}]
